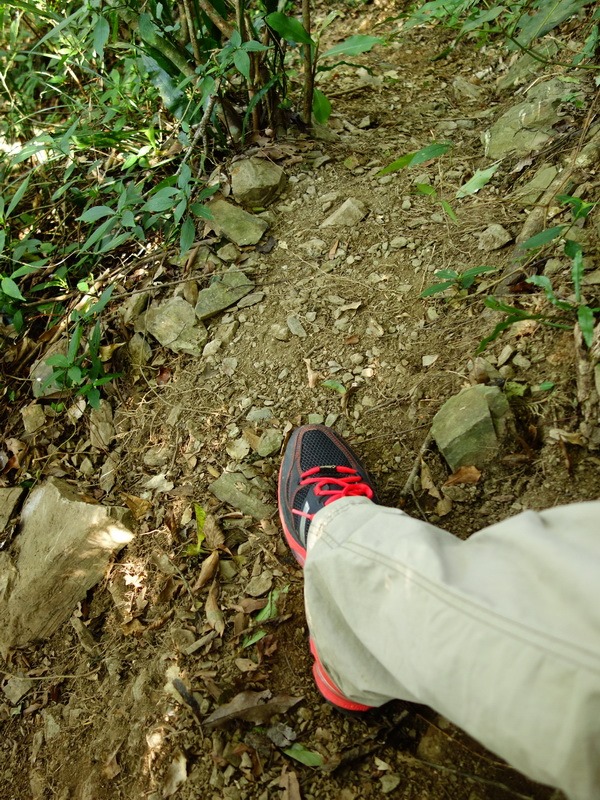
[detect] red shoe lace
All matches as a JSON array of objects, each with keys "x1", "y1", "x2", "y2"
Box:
[{"x1": 292, "y1": 465, "x2": 374, "y2": 520}]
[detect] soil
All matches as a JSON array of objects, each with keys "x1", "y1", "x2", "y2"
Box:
[{"x1": 1, "y1": 4, "x2": 599, "y2": 800}]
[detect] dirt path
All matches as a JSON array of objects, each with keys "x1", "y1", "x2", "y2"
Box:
[{"x1": 1, "y1": 5, "x2": 598, "y2": 799}]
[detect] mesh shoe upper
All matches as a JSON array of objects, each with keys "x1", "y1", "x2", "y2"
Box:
[{"x1": 278, "y1": 425, "x2": 377, "y2": 566}]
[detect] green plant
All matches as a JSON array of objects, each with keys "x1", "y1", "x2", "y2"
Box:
[
  {"x1": 421, "y1": 265, "x2": 497, "y2": 297},
  {"x1": 41, "y1": 286, "x2": 120, "y2": 409}
]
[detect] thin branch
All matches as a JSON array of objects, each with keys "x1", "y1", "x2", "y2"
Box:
[
  {"x1": 301, "y1": 0, "x2": 313, "y2": 124},
  {"x1": 197, "y1": 0, "x2": 234, "y2": 38}
]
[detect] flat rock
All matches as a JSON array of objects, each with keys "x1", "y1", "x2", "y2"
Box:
[
  {"x1": 0, "y1": 487, "x2": 24, "y2": 532},
  {"x1": 513, "y1": 165, "x2": 558, "y2": 206},
  {"x1": 208, "y1": 198, "x2": 269, "y2": 246},
  {"x1": 484, "y1": 79, "x2": 565, "y2": 160},
  {"x1": 497, "y1": 41, "x2": 559, "y2": 90},
  {"x1": 257, "y1": 429, "x2": 283, "y2": 457},
  {"x1": 431, "y1": 385, "x2": 512, "y2": 471},
  {"x1": 209, "y1": 472, "x2": 275, "y2": 519},
  {"x1": 321, "y1": 198, "x2": 368, "y2": 228},
  {"x1": 89, "y1": 399, "x2": 114, "y2": 450},
  {"x1": 21, "y1": 404, "x2": 46, "y2": 435},
  {"x1": 245, "y1": 569, "x2": 273, "y2": 597},
  {"x1": 0, "y1": 478, "x2": 133, "y2": 655},
  {"x1": 143, "y1": 296, "x2": 208, "y2": 357},
  {"x1": 195, "y1": 270, "x2": 255, "y2": 321},
  {"x1": 478, "y1": 223, "x2": 512, "y2": 251},
  {"x1": 230, "y1": 157, "x2": 286, "y2": 208}
]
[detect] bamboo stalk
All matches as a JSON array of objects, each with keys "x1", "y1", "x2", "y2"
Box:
[{"x1": 301, "y1": 0, "x2": 313, "y2": 124}]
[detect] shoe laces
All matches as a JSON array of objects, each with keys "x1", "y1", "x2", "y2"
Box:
[{"x1": 292, "y1": 465, "x2": 374, "y2": 520}]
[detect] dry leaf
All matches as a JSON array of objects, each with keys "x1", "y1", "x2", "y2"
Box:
[
  {"x1": 443, "y1": 466, "x2": 482, "y2": 487},
  {"x1": 204, "y1": 513, "x2": 225, "y2": 550},
  {"x1": 121, "y1": 619, "x2": 145, "y2": 636},
  {"x1": 279, "y1": 768, "x2": 302, "y2": 800},
  {"x1": 122, "y1": 493, "x2": 152, "y2": 520},
  {"x1": 161, "y1": 751, "x2": 187, "y2": 798},
  {"x1": 420, "y1": 460, "x2": 441, "y2": 499},
  {"x1": 328, "y1": 239, "x2": 339, "y2": 260},
  {"x1": 303, "y1": 358, "x2": 320, "y2": 389},
  {"x1": 103, "y1": 748, "x2": 122, "y2": 780},
  {"x1": 205, "y1": 579, "x2": 225, "y2": 636},
  {"x1": 193, "y1": 551, "x2": 220, "y2": 593},
  {"x1": 435, "y1": 496, "x2": 453, "y2": 516},
  {"x1": 204, "y1": 690, "x2": 302, "y2": 729}
]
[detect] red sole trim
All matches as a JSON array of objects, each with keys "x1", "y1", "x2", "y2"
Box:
[{"x1": 310, "y1": 639, "x2": 371, "y2": 713}]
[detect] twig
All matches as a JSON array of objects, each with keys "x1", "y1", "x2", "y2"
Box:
[
  {"x1": 401, "y1": 431, "x2": 433, "y2": 497},
  {"x1": 197, "y1": 0, "x2": 234, "y2": 38},
  {"x1": 182, "y1": 0, "x2": 202, "y2": 65}
]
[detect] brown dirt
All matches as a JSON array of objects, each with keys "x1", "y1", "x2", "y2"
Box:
[{"x1": 1, "y1": 4, "x2": 599, "y2": 800}]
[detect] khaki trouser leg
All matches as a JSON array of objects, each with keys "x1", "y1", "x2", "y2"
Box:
[{"x1": 304, "y1": 497, "x2": 600, "y2": 800}]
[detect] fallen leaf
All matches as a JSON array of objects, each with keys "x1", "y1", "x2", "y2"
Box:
[
  {"x1": 204, "y1": 690, "x2": 302, "y2": 729},
  {"x1": 103, "y1": 748, "x2": 121, "y2": 780},
  {"x1": 161, "y1": 751, "x2": 187, "y2": 798},
  {"x1": 422, "y1": 354, "x2": 439, "y2": 367},
  {"x1": 328, "y1": 239, "x2": 339, "y2": 259},
  {"x1": 304, "y1": 358, "x2": 320, "y2": 388},
  {"x1": 156, "y1": 366, "x2": 173, "y2": 385},
  {"x1": 121, "y1": 619, "x2": 145, "y2": 636},
  {"x1": 204, "y1": 513, "x2": 225, "y2": 550},
  {"x1": 235, "y1": 657, "x2": 260, "y2": 673},
  {"x1": 193, "y1": 551, "x2": 220, "y2": 592},
  {"x1": 443, "y1": 466, "x2": 482, "y2": 487},
  {"x1": 345, "y1": 335, "x2": 360, "y2": 345},
  {"x1": 205, "y1": 579, "x2": 225, "y2": 636},
  {"x1": 435, "y1": 496, "x2": 453, "y2": 516},
  {"x1": 236, "y1": 597, "x2": 268, "y2": 614},
  {"x1": 267, "y1": 722, "x2": 297, "y2": 748},
  {"x1": 284, "y1": 743, "x2": 325, "y2": 767},
  {"x1": 420, "y1": 460, "x2": 441, "y2": 499},
  {"x1": 279, "y1": 768, "x2": 302, "y2": 800}
]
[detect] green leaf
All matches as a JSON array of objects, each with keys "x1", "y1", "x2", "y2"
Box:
[
  {"x1": 456, "y1": 163, "x2": 500, "y2": 198},
  {"x1": 416, "y1": 183, "x2": 436, "y2": 196},
  {"x1": 79, "y1": 205, "x2": 115, "y2": 223},
  {"x1": 578, "y1": 305, "x2": 596, "y2": 348},
  {"x1": 537, "y1": 381, "x2": 555, "y2": 391},
  {"x1": 92, "y1": 15, "x2": 110, "y2": 60},
  {"x1": 420, "y1": 281, "x2": 454, "y2": 297},
  {"x1": 243, "y1": 40, "x2": 269, "y2": 52},
  {"x1": 571, "y1": 246, "x2": 584, "y2": 303},
  {"x1": 185, "y1": 504, "x2": 207, "y2": 556},
  {"x1": 266, "y1": 12, "x2": 314, "y2": 45},
  {"x1": 321, "y1": 379, "x2": 346, "y2": 395},
  {"x1": 440, "y1": 199, "x2": 458, "y2": 222},
  {"x1": 6, "y1": 174, "x2": 31, "y2": 218},
  {"x1": 1, "y1": 277, "x2": 25, "y2": 301},
  {"x1": 142, "y1": 187, "x2": 180, "y2": 213},
  {"x1": 504, "y1": 380, "x2": 527, "y2": 398},
  {"x1": 515, "y1": 0, "x2": 595, "y2": 48},
  {"x1": 180, "y1": 217, "x2": 195, "y2": 256},
  {"x1": 312, "y1": 89, "x2": 332, "y2": 124},
  {"x1": 67, "y1": 323, "x2": 83, "y2": 362},
  {"x1": 82, "y1": 217, "x2": 117, "y2": 251},
  {"x1": 283, "y1": 744, "x2": 324, "y2": 767},
  {"x1": 519, "y1": 225, "x2": 564, "y2": 251},
  {"x1": 233, "y1": 49, "x2": 251, "y2": 80},
  {"x1": 85, "y1": 387, "x2": 101, "y2": 409},
  {"x1": 67, "y1": 365, "x2": 83, "y2": 384},
  {"x1": 321, "y1": 35, "x2": 382, "y2": 59},
  {"x1": 88, "y1": 284, "x2": 114, "y2": 315},
  {"x1": 378, "y1": 142, "x2": 452, "y2": 176},
  {"x1": 242, "y1": 629, "x2": 267, "y2": 648},
  {"x1": 45, "y1": 353, "x2": 70, "y2": 368},
  {"x1": 255, "y1": 585, "x2": 289, "y2": 622}
]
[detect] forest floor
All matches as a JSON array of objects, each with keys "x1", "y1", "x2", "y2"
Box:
[{"x1": 1, "y1": 3, "x2": 599, "y2": 799}]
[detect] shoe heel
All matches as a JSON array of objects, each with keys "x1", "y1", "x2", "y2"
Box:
[{"x1": 310, "y1": 639, "x2": 372, "y2": 713}]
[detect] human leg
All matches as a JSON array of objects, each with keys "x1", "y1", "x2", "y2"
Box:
[{"x1": 279, "y1": 425, "x2": 600, "y2": 799}]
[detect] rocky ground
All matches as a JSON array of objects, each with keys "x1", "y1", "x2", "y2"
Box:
[{"x1": 1, "y1": 4, "x2": 599, "y2": 800}]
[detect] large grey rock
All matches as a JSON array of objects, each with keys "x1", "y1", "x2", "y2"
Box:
[
  {"x1": 208, "y1": 198, "x2": 269, "y2": 246},
  {"x1": 497, "y1": 41, "x2": 559, "y2": 90},
  {"x1": 321, "y1": 198, "x2": 368, "y2": 228},
  {"x1": 230, "y1": 157, "x2": 286, "y2": 208},
  {"x1": 195, "y1": 270, "x2": 255, "y2": 321},
  {"x1": 209, "y1": 472, "x2": 275, "y2": 519},
  {"x1": 0, "y1": 478, "x2": 133, "y2": 655},
  {"x1": 142, "y1": 296, "x2": 208, "y2": 357},
  {"x1": 0, "y1": 487, "x2": 24, "y2": 533},
  {"x1": 431, "y1": 385, "x2": 512, "y2": 471},
  {"x1": 484, "y1": 79, "x2": 565, "y2": 160}
]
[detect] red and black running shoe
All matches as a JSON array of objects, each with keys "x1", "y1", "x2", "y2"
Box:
[
  {"x1": 278, "y1": 424, "x2": 377, "y2": 567},
  {"x1": 278, "y1": 425, "x2": 377, "y2": 712}
]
